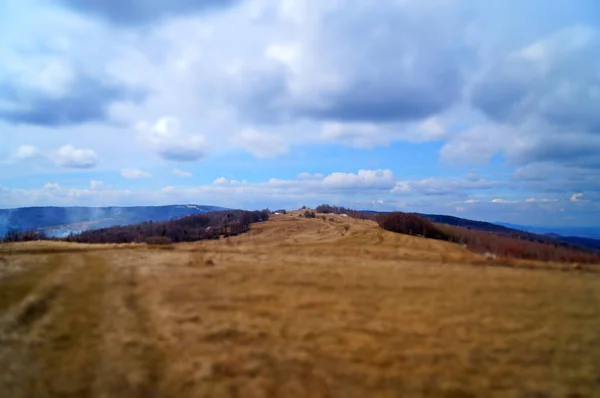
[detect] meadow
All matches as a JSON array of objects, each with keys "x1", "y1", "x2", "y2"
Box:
[{"x1": 1, "y1": 213, "x2": 599, "y2": 397}]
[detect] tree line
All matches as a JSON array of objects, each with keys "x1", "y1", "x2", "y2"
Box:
[{"x1": 2, "y1": 210, "x2": 270, "y2": 244}]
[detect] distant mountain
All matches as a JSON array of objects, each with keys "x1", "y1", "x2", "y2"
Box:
[
  {"x1": 416, "y1": 215, "x2": 600, "y2": 253},
  {"x1": 494, "y1": 222, "x2": 600, "y2": 240},
  {"x1": 0, "y1": 205, "x2": 228, "y2": 238},
  {"x1": 416, "y1": 214, "x2": 521, "y2": 234}
]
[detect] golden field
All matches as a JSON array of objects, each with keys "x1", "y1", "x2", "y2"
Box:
[{"x1": 1, "y1": 213, "x2": 600, "y2": 397}]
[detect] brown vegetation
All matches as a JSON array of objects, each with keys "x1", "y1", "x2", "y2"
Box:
[
  {"x1": 1, "y1": 215, "x2": 600, "y2": 397},
  {"x1": 376, "y1": 212, "x2": 600, "y2": 264},
  {"x1": 67, "y1": 210, "x2": 269, "y2": 244}
]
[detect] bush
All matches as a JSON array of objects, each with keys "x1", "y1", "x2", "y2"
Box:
[
  {"x1": 376, "y1": 212, "x2": 452, "y2": 241},
  {"x1": 145, "y1": 236, "x2": 173, "y2": 245},
  {"x1": 304, "y1": 210, "x2": 316, "y2": 219},
  {"x1": 316, "y1": 204, "x2": 334, "y2": 213},
  {"x1": 69, "y1": 210, "x2": 269, "y2": 244}
]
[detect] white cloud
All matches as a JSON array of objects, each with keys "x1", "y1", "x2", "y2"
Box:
[
  {"x1": 90, "y1": 180, "x2": 103, "y2": 190},
  {"x1": 121, "y1": 168, "x2": 153, "y2": 179},
  {"x1": 53, "y1": 145, "x2": 98, "y2": 168},
  {"x1": 231, "y1": 129, "x2": 288, "y2": 158},
  {"x1": 213, "y1": 177, "x2": 228, "y2": 186},
  {"x1": 321, "y1": 122, "x2": 389, "y2": 148},
  {"x1": 571, "y1": 192, "x2": 584, "y2": 202},
  {"x1": 393, "y1": 177, "x2": 498, "y2": 196},
  {"x1": 418, "y1": 117, "x2": 446, "y2": 140},
  {"x1": 322, "y1": 169, "x2": 395, "y2": 190},
  {"x1": 11, "y1": 144, "x2": 98, "y2": 169},
  {"x1": 491, "y1": 198, "x2": 517, "y2": 204},
  {"x1": 172, "y1": 169, "x2": 193, "y2": 178},
  {"x1": 298, "y1": 172, "x2": 324, "y2": 180},
  {"x1": 525, "y1": 198, "x2": 558, "y2": 203},
  {"x1": 14, "y1": 145, "x2": 44, "y2": 160},
  {"x1": 137, "y1": 117, "x2": 207, "y2": 161},
  {"x1": 43, "y1": 182, "x2": 61, "y2": 192},
  {"x1": 440, "y1": 124, "x2": 517, "y2": 165}
]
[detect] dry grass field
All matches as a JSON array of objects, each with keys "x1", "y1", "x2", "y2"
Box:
[{"x1": 1, "y1": 213, "x2": 600, "y2": 397}]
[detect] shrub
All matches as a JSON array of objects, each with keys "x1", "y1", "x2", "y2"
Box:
[
  {"x1": 376, "y1": 212, "x2": 452, "y2": 241},
  {"x1": 304, "y1": 210, "x2": 316, "y2": 218},
  {"x1": 145, "y1": 236, "x2": 173, "y2": 245},
  {"x1": 316, "y1": 204, "x2": 334, "y2": 213}
]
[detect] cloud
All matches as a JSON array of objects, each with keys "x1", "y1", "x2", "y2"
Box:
[
  {"x1": 473, "y1": 26, "x2": 599, "y2": 131},
  {"x1": 321, "y1": 122, "x2": 390, "y2": 148},
  {"x1": 298, "y1": 172, "x2": 323, "y2": 180},
  {"x1": 213, "y1": 177, "x2": 242, "y2": 186},
  {"x1": 53, "y1": 145, "x2": 98, "y2": 168},
  {"x1": 44, "y1": 182, "x2": 61, "y2": 192},
  {"x1": 172, "y1": 169, "x2": 192, "y2": 178},
  {"x1": 14, "y1": 145, "x2": 44, "y2": 160},
  {"x1": 0, "y1": 75, "x2": 142, "y2": 127},
  {"x1": 137, "y1": 117, "x2": 207, "y2": 161},
  {"x1": 393, "y1": 176, "x2": 499, "y2": 196},
  {"x1": 231, "y1": 129, "x2": 288, "y2": 158},
  {"x1": 229, "y1": 0, "x2": 471, "y2": 126},
  {"x1": 121, "y1": 168, "x2": 153, "y2": 179},
  {"x1": 465, "y1": 26, "x2": 600, "y2": 170},
  {"x1": 571, "y1": 193, "x2": 584, "y2": 202},
  {"x1": 90, "y1": 180, "x2": 104, "y2": 190},
  {"x1": 53, "y1": 0, "x2": 241, "y2": 26},
  {"x1": 440, "y1": 124, "x2": 517, "y2": 165},
  {"x1": 10, "y1": 144, "x2": 98, "y2": 169},
  {"x1": 321, "y1": 169, "x2": 395, "y2": 190},
  {"x1": 525, "y1": 198, "x2": 559, "y2": 203},
  {"x1": 491, "y1": 198, "x2": 517, "y2": 204}
]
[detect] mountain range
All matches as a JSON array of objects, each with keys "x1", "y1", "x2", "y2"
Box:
[
  {"x1": 1, "y1": 205, "x2": 599, "y2": 252},
  {"x1": 0, "y1": 205, "x2": 227, "y2": 238}
]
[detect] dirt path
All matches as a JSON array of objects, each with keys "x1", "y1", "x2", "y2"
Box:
[{"x1": 0, "y1": 251, "x2": 166, "y2": 398}]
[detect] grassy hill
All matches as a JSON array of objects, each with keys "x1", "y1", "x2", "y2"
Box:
[{"x1": 1, "y1": 213, "x2": 599, "y2": 397}]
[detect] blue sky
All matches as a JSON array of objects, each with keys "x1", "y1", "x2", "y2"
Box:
[{"x1": 1, "y1": 0, "x2": 599, "y2": 226}]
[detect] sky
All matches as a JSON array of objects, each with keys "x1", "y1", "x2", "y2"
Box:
[{"x1": 0, "y1": 0, "x2": 599, "y2": 226}]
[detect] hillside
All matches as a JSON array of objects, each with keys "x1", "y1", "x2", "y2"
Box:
[
  {"x1": 416, "y1": 213, "x2": 600, "y2": 253},
  {"x1": 1, "y1": 214, "x2": 600, "y2": 397},
  {"x1": 0, "y1": 205, "x2": 227, "y2": 238}
]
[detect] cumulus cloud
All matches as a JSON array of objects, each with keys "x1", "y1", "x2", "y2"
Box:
[
  {"x1": 43, "y1": 182, "x2": 61, "y2": 192},
  {"x1": 11, "y1": 144, "x2": 98, "y2": 169},
  {"x1": 53, "y1": 145, "x2": 98, "y2": 168},
  {"x1": 229, "y1": 0, "x2": 471, "y2": 126},
  {"x1": 137, "y1": 117, "x2": 207, "y2": 161},
  {"x1": 0, "y1": 72, "x2": 142, "y2": 127},
  {"x1": 121, "y1": 168, "x2": 153, "y2": 179},
  {"x1": 14, "y1": 145, "x2": 44, "y2": 160},
  {"x1": 172, "y1": 169, "x2": 192, "y2": 178},
  {"x1": 321, "y1": 170, "x2": 395, "y2": 190},
  {"x1": 213, "y1": 177, "x2": 242, "y2": 186},
  {"x1": 321, "y1": 122, "x2": 390, "y2": 148},
  {"x1": 53, "y1": 0, "x2": 241, "y2": 26},
  {"x1": 473, "y1": 26, "x2": 599, "y2": 131},
  {"x1": 231, "y1": 129, "x2": 288, "y2": 158},
  {"x1": 465, "y1": 26, "x2": 600, "y2": 170}
]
